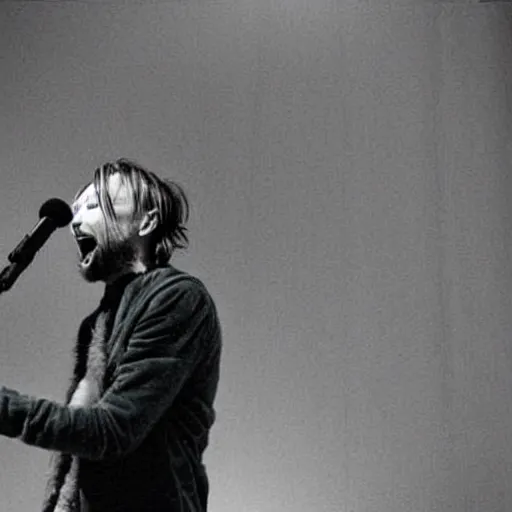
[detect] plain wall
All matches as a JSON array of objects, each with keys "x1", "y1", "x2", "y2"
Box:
[{"x1": 1, "y1": 1, "x2": 512, "y2": 511}]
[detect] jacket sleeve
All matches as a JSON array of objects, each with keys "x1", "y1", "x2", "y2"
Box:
[{"x1": 0, "y1": 277, "x2": 213, "y2": 460}]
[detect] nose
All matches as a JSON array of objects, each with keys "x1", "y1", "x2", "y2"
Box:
[{"x1": 71, "y1": 221, "x2": 82, "y2": 238}]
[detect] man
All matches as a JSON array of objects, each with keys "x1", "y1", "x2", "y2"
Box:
[{"x1": 0, "y1": 159, "x2": 222, "y2": 512}]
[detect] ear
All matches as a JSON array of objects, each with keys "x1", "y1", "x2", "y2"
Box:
[{"x1": 138, "y1": 208, "x2": 159, "y2": 237}]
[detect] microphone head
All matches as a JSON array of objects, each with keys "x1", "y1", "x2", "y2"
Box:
[{"x1": 39, "y1": 198, "x2": 73, "y2": 227}]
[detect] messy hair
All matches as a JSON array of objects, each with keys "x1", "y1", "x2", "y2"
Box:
[{"x1": 74, "y1": 158, "x2": 189, "y2": 266}]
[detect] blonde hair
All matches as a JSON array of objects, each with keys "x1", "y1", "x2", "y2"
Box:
[{"x1": 75, "y1": 158, "x2": 189, "y2": 266}]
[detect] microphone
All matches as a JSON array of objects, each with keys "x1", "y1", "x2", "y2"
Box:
[{"x1": 0, "y1": 198, "x2": 73, "y2": 292}]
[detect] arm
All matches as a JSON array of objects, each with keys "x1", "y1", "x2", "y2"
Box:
[{"x1": 0, "y1": 277, "x2": 214, "y2": 460}]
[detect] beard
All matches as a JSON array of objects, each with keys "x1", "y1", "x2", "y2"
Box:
[{"x1": 77, "y1": 234, "x2": 138, "y2": 283}]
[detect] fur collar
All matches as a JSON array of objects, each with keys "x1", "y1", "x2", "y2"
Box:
[{"x1": 43, "y1": 309, "x2": 109, "y2": 512}]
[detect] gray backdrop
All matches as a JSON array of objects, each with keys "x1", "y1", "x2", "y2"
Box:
[{"x1": 1, "y1": 1, "x2": 512, "y2": 511}]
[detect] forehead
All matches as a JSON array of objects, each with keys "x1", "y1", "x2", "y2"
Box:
[{"x1": 73, "y1": 173, "x2": 130, "y2": 208}]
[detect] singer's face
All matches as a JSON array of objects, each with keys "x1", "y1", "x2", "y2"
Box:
[{"x1": 70, "y1": 173, "x2": 142, "y2": 283}]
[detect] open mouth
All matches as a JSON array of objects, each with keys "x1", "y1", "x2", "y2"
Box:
[{"x1": 76, "y1": 236, "x2": 98, "y2": 264}]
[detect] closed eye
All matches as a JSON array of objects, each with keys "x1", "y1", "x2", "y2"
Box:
[{"x1": 86, "y1": 203, "x2": 99, "y2": 210}]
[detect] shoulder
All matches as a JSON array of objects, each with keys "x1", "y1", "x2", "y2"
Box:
[
  {"x1": 135, "y1": 268, "x2": 221, "y2": 345},
  {"x1": 143, "y1": 265, "x2": 209, "y2": 294},
  {"x1": 125, "y1": 268, "x2": 221, "y2": 350},
  {"x1": 134, "y1": 266, "x2": 215, "y2": 311}
]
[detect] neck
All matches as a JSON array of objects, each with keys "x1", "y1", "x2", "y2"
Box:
[{"x1": 105, "y1": 260, "x2": 148, "y2": 285}]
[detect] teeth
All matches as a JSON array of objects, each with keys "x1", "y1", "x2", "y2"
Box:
[{"x1": 82, "y1": 249, "x2": 95, "y2": 265}]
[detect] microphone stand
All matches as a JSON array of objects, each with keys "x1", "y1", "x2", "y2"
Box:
[
  {"x1": 0, "y1": 262, "x2": 28, "y2": 293},
  {"x1": 0, "y1": 234, "x2": 36, "y2": 293},
  {"x1": 0, "y1": 198, "x2": 72, "y2": 294}
]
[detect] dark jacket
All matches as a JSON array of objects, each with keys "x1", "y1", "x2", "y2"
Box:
[{"x1": 0, "y1": 266, "x2": 222, "y2": 511}]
